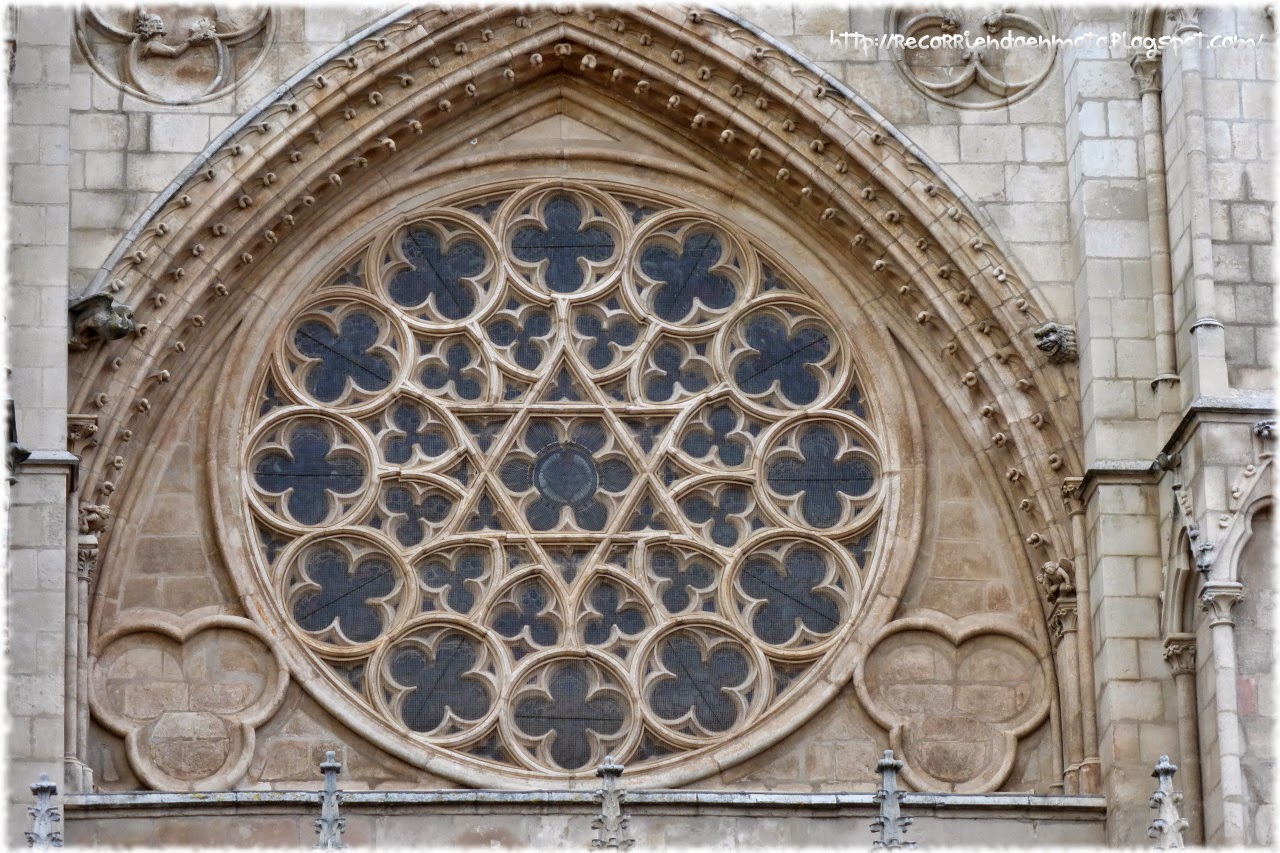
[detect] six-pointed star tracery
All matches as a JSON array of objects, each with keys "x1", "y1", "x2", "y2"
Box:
[{"x1": 242, "y1": 180, "x2": 886, "y2": 775}]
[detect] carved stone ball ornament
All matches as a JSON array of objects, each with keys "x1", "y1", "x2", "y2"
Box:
[
  {"x1": 74, "y1": 6, "x2": 273, "y2": 105},
  {"x1": 887, "y1": 7, "x2": 1058, "y2": 109},
  {"x1": 223, "y1": 179, "x2": 899, "y2": 785}
]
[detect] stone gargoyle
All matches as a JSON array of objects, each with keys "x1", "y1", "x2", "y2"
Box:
[{"x1": 69, "y1": 294, "x2": 137, "y2": 351}]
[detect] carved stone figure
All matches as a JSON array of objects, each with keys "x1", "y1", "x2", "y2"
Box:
[
  {"x1": 75, "y1": 6, "x2": 273, "y2": 105},
  {"x1": 1037, "y1": 559, "x2": 1075, "y2": 603},
  {"x1": 69, "y1": 294, "x2": 137, "y2": 351},
  {"x1": 1033, "y1": 322, "x2": 1079, "y2": 364},
  {"x1": 79, "y1": 503, "x2": 112, "y2": 536}
]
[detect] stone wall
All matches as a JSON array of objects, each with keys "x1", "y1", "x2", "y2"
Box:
[{"x1": 7, "y1": 4, "x2": 1274, "y2": 848}]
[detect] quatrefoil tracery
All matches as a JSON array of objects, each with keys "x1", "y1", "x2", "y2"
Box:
[{"x1": 243, "y1": 180, "x2": 887, "y2": 775}]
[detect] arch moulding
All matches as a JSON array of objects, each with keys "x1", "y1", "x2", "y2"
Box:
[{"x1": 69, "y1": 4, "x2": 1087, "y2": 790}]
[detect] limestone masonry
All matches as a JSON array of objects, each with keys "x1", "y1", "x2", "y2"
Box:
[{"x1": 4, "y1": 4, "x2": 1275, "y2": 847}]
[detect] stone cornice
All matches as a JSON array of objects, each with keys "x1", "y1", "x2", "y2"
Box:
[
  {"x1": 1156, "y1": 393, "x2": 1277, "y2": 461},
  {"x1": 65, "y1": 789, "x2": 1110, "y2": 819}
]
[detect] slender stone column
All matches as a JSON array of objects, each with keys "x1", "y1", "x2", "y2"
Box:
[
  {"x1": 1167, "y1": 7, "x2": 1230, "y2": 397},
  {"x1": 1198, "y1": 580, "x2": 1246, "y2": 844},
  {"x1": 1062, "y1": 479, "x2": 1101, "y2": 792},
  {"x1": 1163, "y1": 634, "x2": 1204, "y2": 844},
  {"x1": 1130, "y1": 53, "x2": 1178, "y2": 388},
  {"x1": 1049, "y1": 596, "x2": 1085, "y2": 793}
]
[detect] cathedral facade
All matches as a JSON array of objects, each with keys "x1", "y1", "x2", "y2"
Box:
[{"x1": 5, "y1": 4, "x2": 1275, "y2": 846}]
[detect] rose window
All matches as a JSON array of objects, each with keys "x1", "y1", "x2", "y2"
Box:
[{"x1": 241, "y1": 181, "x2": 887, "y2": 779}]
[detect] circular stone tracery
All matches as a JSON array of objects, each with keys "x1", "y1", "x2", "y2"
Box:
[{"x1": 238, "y1": 180, "x2": 891, "y2": 779}]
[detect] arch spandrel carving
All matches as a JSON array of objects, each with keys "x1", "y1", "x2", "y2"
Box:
[{"x1": 73, "y1": 5, "x2": 1082, "y2": 792}]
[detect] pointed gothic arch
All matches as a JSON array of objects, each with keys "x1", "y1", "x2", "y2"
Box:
[{"x1": 72, "y1": 5, "x2": 1086, "y2": 792}]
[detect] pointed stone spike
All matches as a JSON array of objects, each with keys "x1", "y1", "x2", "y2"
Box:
[
  {"x1": 592, "y1": 756, "x2": 634, "y2": 849},
  {"x1": 1148, "y1": 755, "x2": 1188, "y2": 849},
  {"x1": 871, "y1": 750, "x2": 916, "y2": 849},
  {"x1": 25, "y1": 773, "x2": 63, "y2": 848},
  {"x1": 316, "y1": 751, "x2": 348, "y2": 849}
]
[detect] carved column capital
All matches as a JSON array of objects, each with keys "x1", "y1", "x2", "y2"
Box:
[
  {"x1": 1167, "y1": 7, "x2": 1203, "y2": 36},
  {"x1": 1198, "y1": 581, "x2": 1244, "y2": 627},
  {"x1": 67, "y1": 413, "x2": 99, "y2": 454},
  {"x1": 1060, "y1": 477, "x2": 1084, "y2": 515},
  {"x1": 1130, "y1": 53, "x2": 1163, "y2": 95},
  {"x1": 1162, "y1": 634, "x2": 1197, "y2": 675},
  {"x1": 1048, "y1": 596, "x2": 1080, "y2": 647}
]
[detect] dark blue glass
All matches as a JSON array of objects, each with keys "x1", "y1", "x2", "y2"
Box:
[
  {"x1": 733, "y1": 314, "x2": 831, "y2": 406},
  {"x1": 681, "y1": 487, "x2": 750, "y2": 547},
  {"x1": 418, "y1": 549, "x2": 487, "y2": 613},
  {"x1": 255, "y1": 425, "x2": 364, "y2": 525},
  {"x1": 766, "y1": 426, "x2": 875, "y2": 527},
  {"x1": 512, "y1": 195, "x2": 614, "y2": 293},
  {"x1": 639, "y1": 232, "x2": 736, "y2": 322},
  {"x1": 389, "y1": 632, "x2": 490, "y2": 732},
  {"x1": 534, "y1": 446, "x2": 598, "y2": 506},
  {"x1": 294, "y1": 311, "x2": 392, "y2": 403},
  {"x1": 576, "y1": 311, "x2": 639, "y2": 370},
  {"x1": 420, "y1": 341, "x2": 482, "y2": 400},
  {"x1": 513, "y1": 664, "x2": 625, "y2": 769},
  {"x1": 644, "y1": 341, "x2": 709, "y2": 401},
  {"x1": 384, "y1": 485, "x2": 451, "y2": 547},
  {"x1": 487, "y1": 309, "x2": 554, "y2": 370},
  {"x1": 292, "y1": 547, "x2": 393, "y2": 643},
  {"x1": 583, "y1": 582, "x2": 647, "y2": 645},
  {"x1": 384, "y1": 404, "x2": 449, "y2": 464},
  {"x1": 491, "y1": 581, "x2": 558, "y2": 647},
  {"x1": 681, "y1": 405, "x2": 747, "y2": 466},
  {"x1": 739, "y1": 547, "x2": 840, "y2": 644},
  {"x1": 649, "y1": 547, "x2": 715, "y2": 614},
  {"x1": 388, "y1": 228, "x2": 485, "y2": 319},
  {"x1": 650, "y1": 635, "x2": 747, "y2": 732}
]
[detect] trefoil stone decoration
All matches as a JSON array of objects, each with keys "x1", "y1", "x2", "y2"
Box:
[
  {"x1": 887, "y1": 7, "x2": 1057, "y2": 109},
  {"x1": 592, "y1": 756, "x2": 634, "y2": 849},
  {"x1": 315, "y1": 751, "x2": 347, "y2": 849},
  {"x1": 1147, "y1": 755, "x2": 1188, "y2": 849},
  {"x1": 25, "y1": 773, "x2": 63, "y2": 848},
  {"x1": 69, "y1": 294, "x2": 137, "y2": 351},
  {"x1": 871, "y1": 749, "x2": 917, "y2": 849},
  {"x1": 74, "y1": 7, "x2": 274, "y2": 106},
  {"x1": 1033, "y1": 322, "x2": 1078, "y2": 364}
]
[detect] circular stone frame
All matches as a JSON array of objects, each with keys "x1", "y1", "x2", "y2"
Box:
[{"x1": 208, "y1": 162, "x2": 924, "y2": 789}]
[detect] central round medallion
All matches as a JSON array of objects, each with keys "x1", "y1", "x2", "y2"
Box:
[{"x1": 533, "y1": 444, "x2": 598, "y2": 507}]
